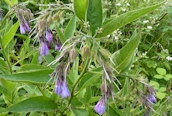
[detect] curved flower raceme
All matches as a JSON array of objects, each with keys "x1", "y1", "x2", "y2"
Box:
[{"x1": 54, "y1": 76, "x2": 70, "y2": 98}]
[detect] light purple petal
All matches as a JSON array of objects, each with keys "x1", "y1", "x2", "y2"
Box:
[
  {"x1": 40, "y1": 42, "x2": 49, "y2": 55},
  {"x1": 20, "y1": 23, "x2": 26, "y2": 34},
  {"x1": 46, "y1": 30, "x2": 53, "y2": 42},
  {"x1": 61, "y1": 82, "x2": 70, "y2": 98},
  {"x1": 94, "y1": 99, "x2": 105, "y2": 115}
]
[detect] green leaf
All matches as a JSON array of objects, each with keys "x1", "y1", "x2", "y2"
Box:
[
  {"x1": 149, "y1": 80, "x2": 159, "y2": 90},
  {"x1": 164, "y1": 74, "x2": 172, "y2": 81},
  {"x1": 96, "y1": 2, "x2": 164, "y2": 38},
  {"x1": 156, "y1": 92, "x2": 166, "y2": 100},
  {"x1": 158, "y1": 87, "x2": 166, "y2": 92},
  {"x1": 64, "y1": 15, "x2": 76, "y2": 39},
  {"x1": 74, "y1": 0, "x2": 88, "y2": 20},
  {"x1": 71, "y1": 108, "x2": 89, "y2": 116},
  {"x1": 55, "y1": 25, "x2": 67, "y2": 44},
  {"x1": 153, "y1": 75, "x2": 164, "y2": 79},
  {"x1": 2, "y1": 21, "x2": 19, "y2": 49},
  {"x1": 156, "y1": 68, "x2": 166, "y2": 75},
  {"x1": 0, "y1": 70, "x2": 53, "y2": 84},
  {"x1": 87, "y1": 0, "x2": 103, "y2": 36},
  {"x1": 112, "y1": 31, "x2": 141, "y2": 72},
  {"x1": 6, "y1": 96, "x2": 57, "y2": 112}
]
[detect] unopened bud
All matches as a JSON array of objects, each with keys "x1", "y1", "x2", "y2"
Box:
[
  {"x1": 99, "y1": 48, "x2": 111, "y2": 59},
  {"x1": 69, "y1": 48, "x2": 77, "y2": 63},
  {"x1": 47, "y1": 15, "x2": 52, "y2": 24},
  {"x1": 81, "y1": 45, "x2": 90, "y2": 61}
]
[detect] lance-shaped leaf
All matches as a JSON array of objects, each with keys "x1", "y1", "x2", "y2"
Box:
[
  {"x1": 112, "y1": 31, "x2": 141, "y2": 72},
  {"x1": 74, "y1": 0, "x2": 88, "y2": 20},
  {"x1": 6, "y1": 96, "x2": 57, "y2": 112},
  {"x1": 87, "y1": 0, "x2": 103, "y2": 36},
  {"x1": 2, "y1": 21, "x2": 19, "y2": 49},
  {"x1": 96, "y1": 2, "x2": 164, "y2": 38},
  {"x1": 64, "y1": 15, "x2": 76, "y2": 39}
]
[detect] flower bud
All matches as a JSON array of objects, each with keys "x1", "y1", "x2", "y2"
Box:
[
  {"x1": 99, "y1": 48, "x2": 111, "y2": 59},
  {"x1": 81, "y1": 45, "x2": 90, "y2": 61},
  {"x1": 69, "y1": 48, "x2": 77, "y2": 63}
]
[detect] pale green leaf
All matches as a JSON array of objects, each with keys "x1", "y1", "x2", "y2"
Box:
[
  {"x1": 74, "y1": 0, "x2": 88, "y2": 20},
  {"x1": 156, "y1": 68, "x2": 166, "y2": 75},
  {"x1": 153, "y1": 75, "x2": 164, "y2": 79},
  {"x1": 64, "y1": 15, "x2": 76, "y2": 39},
  {"x1": 112, "y1": 31, "x2": 141, "y2": 72}
]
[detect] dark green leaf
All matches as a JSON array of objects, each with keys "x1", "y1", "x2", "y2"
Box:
[
  {"x1": 6, "y1": 96, "x2": 57, "y2": 112},
  {"x1": 87, "y1": 0, "x2": 103, "y2": 36}
]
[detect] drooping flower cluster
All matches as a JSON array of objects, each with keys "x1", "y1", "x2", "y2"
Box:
[
  {"x1": 54, "y1": 75, "x2": 70, "y2": 98},
  {"x1": 51, "y1": 62, "x2": 71, "y2": 98},
  {"x1": 35, "y1": 19, "x2": 62, "y2": 60},
  {"x1": 143, "y1": 86, "x2": 157, "y2": 116},
  {"x1": 16, "y1": 8, "x2": 32, "y2": 34}
]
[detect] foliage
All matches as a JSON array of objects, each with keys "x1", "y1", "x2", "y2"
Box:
[{"x1": 0, "y1": 0, "x2": 172, "y2": 116}]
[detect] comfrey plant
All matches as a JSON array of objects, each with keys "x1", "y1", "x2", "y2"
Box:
[{"x1": 0, "y1": 0, "x2": 166, "y2": 116}]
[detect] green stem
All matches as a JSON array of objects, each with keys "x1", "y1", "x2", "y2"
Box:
[{"x1": 37, "y1": 85, "x2": 46, "y2": 96}]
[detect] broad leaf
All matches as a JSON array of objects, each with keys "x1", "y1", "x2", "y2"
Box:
[
  {"x1": 64, "y1": 15, "x2": 76, "y2": 39},
  {"x1": 112, "y1": 31, "x2": 141, "y2": 72},
  {"x1": 71, "y1": 108, "x2": 89, "y2": 116},
  {"x1": 6, "y1": 96, "x2": 57, "y2": 112},
  {"x1": 74, "y1": 0, "x2": 88, "y2": 20},
  {"x1": 0, "y1": 69, "x2": 53, "y2": 84},
  {"x1": 78, "y1": 68, "x2": 102, "y2": 92},
  {"x1": 87, "y1": 0, "x2": 103, "y2": 36},
  {"x1": 96, "y1": 2, "x2": 164, "y2": 38}
]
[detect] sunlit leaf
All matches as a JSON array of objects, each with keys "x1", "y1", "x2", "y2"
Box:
[{"x1": 96, "y1": 2, "x2": 164, "y2": 37}]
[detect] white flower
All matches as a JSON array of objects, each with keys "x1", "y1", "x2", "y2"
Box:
[
  {"x1": 126, "y1": 3, "x2": 130, "y2": 6},
  {"x1": 147, "y1": 26, "x2": 152, "y2": 29},
  {"x1": 166, "y1": 56, "x2": 172, "y2": 61},
  {"x1": 122, "y1": 8, "x2": 127, "y2": 12},
  {"x1": 143, "y1": 20, "x2": 149, "y2": 24},
  {"x1": 116, "y1": 3, "x2": 121, "y2": 6}
]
